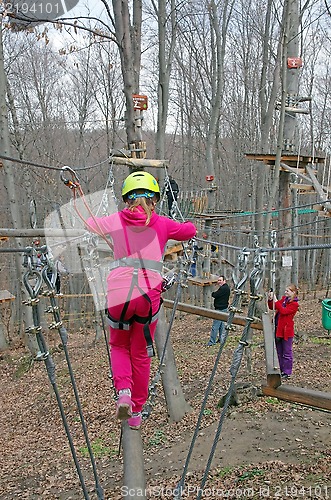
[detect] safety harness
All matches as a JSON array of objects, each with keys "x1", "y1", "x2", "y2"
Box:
[{"x1": 105, "y1": 257, "x2": 163, "y2": 357}]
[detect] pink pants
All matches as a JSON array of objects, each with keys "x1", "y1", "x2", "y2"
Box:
[{"x1": 108, "y1": 288, "x2": 160, "y2": 413}]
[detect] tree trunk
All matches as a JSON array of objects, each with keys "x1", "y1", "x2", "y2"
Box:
[
  {"x1": 0, "y1": 309, "x2": 8, "y2": 350},
  {"x1": 111, "y1": 0, "x2": 141, "y2": 146},
  {"x1": 0, "y1": 24, "x2": 38, "y2": 353}
]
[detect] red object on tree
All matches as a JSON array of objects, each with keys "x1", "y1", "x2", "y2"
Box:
[
  {"x1": 206, "y1": 175, "x2": 214, "y2": 182},
  {"x1": 287, "y1": 57, "x2": 302, "y2": 69},
  {"x1": 132, "y1": 95, "x2": 148, "y2": 110}
]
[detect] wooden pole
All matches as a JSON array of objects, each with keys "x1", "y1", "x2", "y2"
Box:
[
  {"x1": 0, "y1": 228, "x2": 85, "y2": 238},
  {"x1": 162, "y1": 299, "x2": 263, "y2": 330},
  {"x1": 122, "y1": 422, "x2": 146, "y2": 499},
  {"x1": 262, "y1": 384, "x2": 331, "y2": 411},
  {"x1": 262, "y1": 312, "x2": 281, "y2": 388},
  {"x1": 154, "y1": 306, "x2": 191, "y2": 421}
]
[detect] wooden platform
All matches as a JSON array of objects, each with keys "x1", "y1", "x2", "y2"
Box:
[
  {"x1": 0, "y1": 290, "x2": 15, "y2": 303},
  {"x1": 164, "y1": 242, "x2": 184, "y2": 261},
  {"x1": 246, "y1": 153, "x2": 325, "y2": 167},
  {"x1": 193, "y1": 212, "x2": 243, "y2": 220},
  {"x1": 188, "y1": 275, "x2": 219, "y2": 286}
]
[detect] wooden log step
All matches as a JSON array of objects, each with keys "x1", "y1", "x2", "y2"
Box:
[
  {"x1": 262, "y1": 384, "x2": 331, "y2": 411},
  {"x1": 290, "y1": 183, "x2": 314, "y2": 192}
]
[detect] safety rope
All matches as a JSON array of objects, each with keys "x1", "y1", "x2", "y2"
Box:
[
  {"x1": 22, "y1": 247, "x2": 97, "y2": 500},
  {"x1": 78, "y1": 237, "x2": 117, "y2": 400},
  {"x1": 60, "y1": 167, "x2": 114, "y2": 252},
  {"x1": 161, "y1": 167, "x2": 184, "y2": 222},
  {"x1": 174, "y1": 247, "x2": 250, "y2": 499},
  {"x1": 196, "y1": 244, "x2": 267, "y2": 499},
  {"x1": 60, "y1": 166, "x2": 119, "y2": 399},
  {"x1": 41, "y1": 248, "x2": 104, "y2": 499}
]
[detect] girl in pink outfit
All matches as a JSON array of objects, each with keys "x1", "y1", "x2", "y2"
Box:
[{"x1": 86, "y1": 171, "x2": 196, "y2": 429}]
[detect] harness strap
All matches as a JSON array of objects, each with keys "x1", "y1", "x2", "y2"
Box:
[
  {"x1": 105, "y1": 307, "x2": 161, "y2": 330},
  {"x1": 105, "y1": 269, "x2": 162, "y2": 358},
  {"x1": 108, "y1": 257, "x2": 163, "y2": 274}
]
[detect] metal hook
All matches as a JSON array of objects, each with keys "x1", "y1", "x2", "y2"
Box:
[
  {"x1": 250, "y1": 248, "x2": 267, "y2": 293},
  {"x1": 232, "y1": 247, "x2": 250, "y2": 289},
  {"x1": 23, "y1": 270, "x2": 43, "y2": 299},
  {"x1": 60, "y1": 166, "x2": 80, "y2": 189},
  {"x1": 270, "y1": 230, "x2": 277, "y2": 248}
]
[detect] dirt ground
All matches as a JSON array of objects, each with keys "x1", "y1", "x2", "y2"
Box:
[{"x1": 0, "y1": 292, "x2": 330, "y2": 499}]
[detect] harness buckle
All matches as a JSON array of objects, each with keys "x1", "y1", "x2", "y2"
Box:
[{"x1": 146, "y1": 344, "x2": 155, "y2": 358}]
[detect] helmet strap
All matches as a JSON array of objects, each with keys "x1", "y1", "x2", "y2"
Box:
[{"x1": 127, "y1": 191, "x2": 155, "y2": 200}]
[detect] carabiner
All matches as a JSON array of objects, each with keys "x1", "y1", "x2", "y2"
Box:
[{"x1": 60, "y1": 166, "x2": 80, "y2": 189}]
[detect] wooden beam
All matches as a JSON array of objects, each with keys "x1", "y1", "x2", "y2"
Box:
[
  {"x1": 306, "y1": 165, "x2": 331, "y2": 212},
  {"x1": 0, "y1": 228, "x2": 85, "y2": 238},
  {"x1": 110, "y1": 156, "x2": 168, "y2": 169},
  {"x1": 279, "y1": 162, "x2": 312, "y2": 182},
  {"x1": 299, "y1": 233, "x2": 330, "y2": 238},
  {"x1": 262, "y1": 384, "x2": 331, "y2": 411},
  {"x1": 164, "y1": 243, "x2": 184, "y2": 256},
  {"x1": 290, "y1": 183, "x2": 314, "y2": 192},
  {"x1": 162, "y1": 299, "x2": 263, "y2": 330}
]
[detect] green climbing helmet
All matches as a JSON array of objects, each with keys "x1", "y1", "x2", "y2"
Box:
[{"x1": 122, "y1": 171, "x2": 160, "y2": 201}]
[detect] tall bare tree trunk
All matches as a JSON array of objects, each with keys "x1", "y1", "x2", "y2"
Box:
[
  {"x1": 0, "y1": 24, "x2": 38, "y2": 353},
  {"x1": 111, "y1": 0, "x2": 142, "y2": 147},
  {"x1": 205, "y1": 0, "x2": 233, "y2": 212}
]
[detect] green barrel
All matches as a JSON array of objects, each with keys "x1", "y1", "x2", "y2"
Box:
[{"x1": 321, "y1": 299, "x2": 331, "y2": 330}]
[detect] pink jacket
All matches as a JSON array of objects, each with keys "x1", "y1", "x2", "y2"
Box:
[{"x1": 86, "y1": 206, "x2": 196, "y2": 298}]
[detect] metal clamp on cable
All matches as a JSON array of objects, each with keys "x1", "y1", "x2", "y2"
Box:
[
  {"x1": 60, "y1": 166, "x2": 80, "y2": 189},
  {"x1": 161, "y1": 271, "x2": 178, "y2": 292}
]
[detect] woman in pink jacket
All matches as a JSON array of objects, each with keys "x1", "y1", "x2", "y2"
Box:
[
  {"x1": 268, "y1": 284, "x2": 299, "y2": 381},
  {"x1": 86, "y1": 171, "x2": 196, "y2": 429}
]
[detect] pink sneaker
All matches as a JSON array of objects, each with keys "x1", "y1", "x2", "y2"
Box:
[
  {"x1": 127, "y1": 413, "x2": 142, "y2": 430},
  {"x1": 116, "y1": 394, "x2": 132, "y2": 421}
]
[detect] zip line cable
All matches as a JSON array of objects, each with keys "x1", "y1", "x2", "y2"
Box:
[
  {"x1": 194, "y1": 236, "x2": 331, "y2": 253},
  {"x1": 0, "y1": 153, "x2": 111, "y2": 172},
  {"x1": 209, "y1": 216, "x2": 330, "y2": 237}
]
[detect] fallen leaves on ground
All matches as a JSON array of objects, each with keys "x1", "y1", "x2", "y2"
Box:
[{"x1": 0, "y1": 291, "x2": 330, "y2": 499}]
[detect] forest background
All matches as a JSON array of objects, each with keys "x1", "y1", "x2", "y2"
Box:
[{"x1": 0, "y1": 0, "x2": 330, "y2": 340}]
